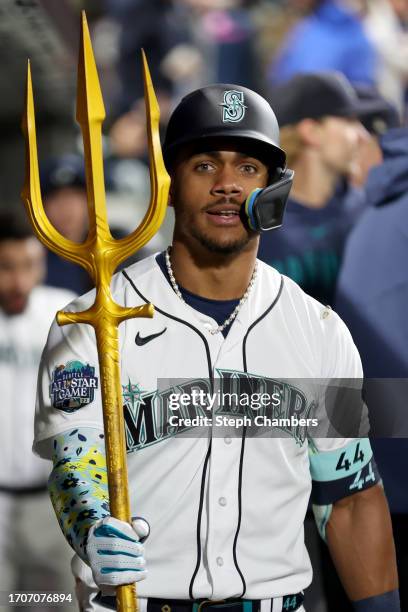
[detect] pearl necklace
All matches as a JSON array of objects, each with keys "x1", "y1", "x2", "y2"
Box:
[{"x1": 165, "y1": 247, "x2": 258, "y2": 335}]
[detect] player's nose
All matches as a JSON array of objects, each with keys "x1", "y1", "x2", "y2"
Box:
[{"x1": 210, "y1": 165, "x2": 243, "y2": 199}]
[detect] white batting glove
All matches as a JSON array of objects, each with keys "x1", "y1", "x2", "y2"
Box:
[{"x1": 86, "y1": 516, "x2": 150, "y2": 588}]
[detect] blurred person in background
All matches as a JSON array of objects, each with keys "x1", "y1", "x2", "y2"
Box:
[
  {"x1": 43, "y1": 150, "x2": 169, "y2": 274},
  {"x1": 255, "y1": 0, "x2": 317, "y2": 79},
  {"x1": 0, "y1": 212, "x2": 75, "y2": 610},
  {"x1": 257, "y1": 71, "x2": 370, "y2": 305},
  {"x1": 105, "y1": 101, "x2": 175, "y2": 260},
  {"x1": 105, "y1": 100, "x2": 154, "y2": 233},
  {"x1": 187, "y1": 0, "x2": 261, "y2": 91},
  {"x1": 104, "y1": 0, "x2": 267, "y2": 110},
  {"x1": 335, "y1": 120, "x2": 408, "y2": 612},
  {"x1": 350, "y1": 84, "x2": 400, "y2": 187},
  {"x1": 363, "y1": 0, "x2": 408, "y2": 117},
  {"x1": 103, "y1": 0, "x2": 198, "y2": 113},
  {"x1": 155, "y1": 0, "x2": 262, "y2": 97},
  {"x1": 41, "y1": 154, "x2": 92, "y2": 295},
  {"x1": 268, "y1": 0, "x2": 376, "y2": 88}
]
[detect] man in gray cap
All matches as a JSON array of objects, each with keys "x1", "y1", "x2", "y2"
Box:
[{"x1": 258, "y1": 71, "x2": 372, "y2": 306}]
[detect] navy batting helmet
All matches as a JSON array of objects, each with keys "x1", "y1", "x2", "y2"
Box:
[{"x1": 162, "y1": 84, "x2": 286, "y2": 172}]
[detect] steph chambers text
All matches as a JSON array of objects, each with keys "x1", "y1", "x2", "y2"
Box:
[{"x1": 168, "y1": 414, "x2": 318, "y2": 428}]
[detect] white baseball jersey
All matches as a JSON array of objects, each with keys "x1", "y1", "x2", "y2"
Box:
[
  {"x1": 34, "y1": 255, "x2": 369, "y2": 600},
  {"x1": 0, "y1": 285, "x2": 74, "y2": 488}
]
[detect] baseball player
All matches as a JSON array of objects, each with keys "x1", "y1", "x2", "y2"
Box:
[
  {"x1": 34, "y1": 85, "x2": 399, "y2": 612},
  {"x1": 0, "y1": 212, "x2": 75, "y2": 610}
]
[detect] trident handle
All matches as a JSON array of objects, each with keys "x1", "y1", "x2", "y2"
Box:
[
  {"x1": 21, "y1": 12, "x2": 170, "y2": 612},
  {"x1": 95, "y1": 321, "x2": 138, "y2": 611}
]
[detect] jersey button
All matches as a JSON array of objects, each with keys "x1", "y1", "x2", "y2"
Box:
[
  {"x1": 218, "y1": 496, "x2": 227, "y2": 507},
  {"x1": 216, "y1": 556, "x2": 224, "y2": 567},
  {"x1": 224, "y1": 436, "x2": 232, "y2": 445}
]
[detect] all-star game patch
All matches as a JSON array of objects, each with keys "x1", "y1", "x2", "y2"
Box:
[{"x1": 50, "y1": 360, "x2": 98, "y2": 412}]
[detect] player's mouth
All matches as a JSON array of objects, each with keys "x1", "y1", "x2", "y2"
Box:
[{"x1": 205, "y1": 204, "x2": 242, "y2": 227}]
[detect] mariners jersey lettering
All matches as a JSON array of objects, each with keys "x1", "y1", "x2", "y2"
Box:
[{"x1": 35, "y1": 255, "x2": 367, "y2": 600}]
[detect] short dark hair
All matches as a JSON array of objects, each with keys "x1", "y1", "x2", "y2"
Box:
[{"x1": 0, "y1": 211, "x2": 34, "y2": 243}]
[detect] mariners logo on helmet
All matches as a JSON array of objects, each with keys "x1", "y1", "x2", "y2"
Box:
[{"x1": 221, "y1": 90, "x2": 247, "y2": 123}]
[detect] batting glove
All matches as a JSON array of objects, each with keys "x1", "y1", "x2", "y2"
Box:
[{"x1": 86, "y1": 516, "x2": 150, "y2": 587}]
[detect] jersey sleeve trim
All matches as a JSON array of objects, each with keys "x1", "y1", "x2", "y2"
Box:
[
  {"x1": 312, "y1": 458, "x2": 380, "y2": 505},
  {"x1": 310, "y1": 439, "x2": 380, "y2": 505},
  {"x1": 310, "y1": 439, "x2": 372, "y2": 482}
]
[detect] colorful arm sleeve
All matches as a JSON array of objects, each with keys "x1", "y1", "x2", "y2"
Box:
[{"x1": 48, "y1": 426, "x2": 110, "y2": 561}]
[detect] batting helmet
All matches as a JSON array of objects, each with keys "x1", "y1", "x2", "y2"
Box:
[{"x1": 162, "y1": 84, "x2": 286, "y2": 171}]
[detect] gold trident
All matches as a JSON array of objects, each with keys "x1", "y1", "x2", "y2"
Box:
[{"x1": 21, "y1": 11, "x2": 170, "y2": 612}]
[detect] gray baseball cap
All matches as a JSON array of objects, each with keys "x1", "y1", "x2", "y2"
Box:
[{"x1": 270, "y1": 71, "x2": 384, "y2": 127}]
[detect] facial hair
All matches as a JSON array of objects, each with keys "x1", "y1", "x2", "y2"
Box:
[
  {"x1": 173, "y1": 195, "x2": 256, "y2": 255},
  {"x1": 189, "y1": 224, "x2": 251, "y2": 255}
]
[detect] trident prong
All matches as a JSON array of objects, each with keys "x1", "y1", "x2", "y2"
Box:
[
  {"x1": 21, "y1": 60, "x2": 95, "y2": 278},
  {"x1": 21, "y1": 11, "x2": 170, "y2": 612}
]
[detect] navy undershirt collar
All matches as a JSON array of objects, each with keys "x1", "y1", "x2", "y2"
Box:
[{"x1": 156, "y1": 251, "x2": 239, "y2": 337}]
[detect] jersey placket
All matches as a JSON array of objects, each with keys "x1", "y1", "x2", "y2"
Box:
[
  {"x1": 195, "y1": 325, "x2": 251, "y2": 599},
  {"x1": 205, "y1": 427, "x2": 245, "y2": 598}
]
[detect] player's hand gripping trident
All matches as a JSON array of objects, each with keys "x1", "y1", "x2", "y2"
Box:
[{"x1": 21, "y1": 12, "x2": 170, "y2": 612}]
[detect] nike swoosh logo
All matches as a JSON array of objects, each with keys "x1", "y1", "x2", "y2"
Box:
[{"x1": 135, "y1": 328, "x2": 167, "y2": 346}]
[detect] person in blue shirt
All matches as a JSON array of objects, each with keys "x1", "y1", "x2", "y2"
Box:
[
  {"x1": 335, "y1": 125, "x2": 408, "y2": 611},
  {"x1": 268, "y1": 0, "x2": 376, "y2": 87},
  {"x1": 258, "y1": 72, "x2": 370, "y2": 305}
]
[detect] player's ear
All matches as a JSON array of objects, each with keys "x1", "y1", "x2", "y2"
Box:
[{"x1": 297, "y1": 118, "x2": 322, "y2": 148}]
